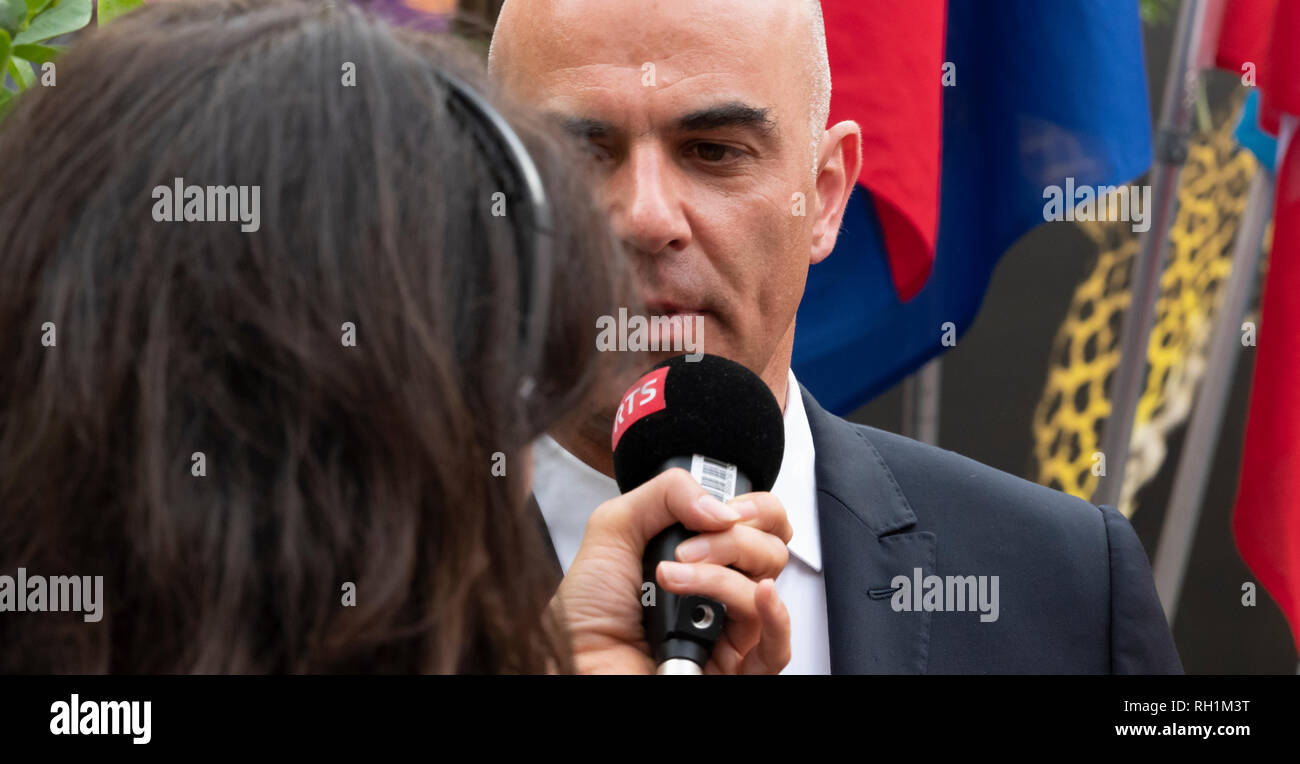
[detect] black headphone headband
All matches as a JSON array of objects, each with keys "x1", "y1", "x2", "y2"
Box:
[{"x1": 438, "y1": 71, "x2": 554, "y2": 396}]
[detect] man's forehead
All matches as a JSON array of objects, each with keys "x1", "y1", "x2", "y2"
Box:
[
  {"x1": 536, "y1": 70, "x2": 773, "y2": 129},
  {"x1": 495, "y1": 0, "x2": 805, "y2": 95}
]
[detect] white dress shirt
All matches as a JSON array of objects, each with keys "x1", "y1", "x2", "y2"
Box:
[{"x1": 531, "y1": 369, "x2": 831, "y2": 674}]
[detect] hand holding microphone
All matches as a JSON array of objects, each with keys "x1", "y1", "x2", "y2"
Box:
[
  {"x1": 555, "y1": 354, "x2": 793, "y2": 674},
  {"x1": 556, "y1": 468, "x2": 792, "y2": 674}
]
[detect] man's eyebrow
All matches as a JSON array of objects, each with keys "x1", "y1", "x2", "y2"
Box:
[
  {"x1": 551, "y1": 115, "x2": 620, "y2": 140},
  {"x1": 677, "y1": 103, "x2": 775, "y2": 135},
  {"x1": 546, "y1": 105, "x2": 775, "y2": 141}
]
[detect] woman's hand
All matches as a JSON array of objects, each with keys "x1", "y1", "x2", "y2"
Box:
[{"x1": 554, "y1": 468, "x2": 793, "y2": 674}]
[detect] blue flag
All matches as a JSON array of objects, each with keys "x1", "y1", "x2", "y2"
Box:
[{"x1": 794, "y1": 0, "x2": 1154, "y2": 415}]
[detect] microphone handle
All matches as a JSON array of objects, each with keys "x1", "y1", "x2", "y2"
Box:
[{"x1": 642, "y1": 456, "x2": 753, "y2": 672}]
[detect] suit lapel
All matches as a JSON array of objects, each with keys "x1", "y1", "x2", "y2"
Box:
[{"x1": 803, "y1": 386, "x2": 936, "y2": 674}]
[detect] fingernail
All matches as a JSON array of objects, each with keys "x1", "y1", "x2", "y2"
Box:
[
  {"x1": 660, "y1": 561, "x2": 695, "y2": 585},
  {"x1": 728, "y1": 499, "x2": 758, "y2": 520},
  {"x1": 698, "y1": 493, "x2": 739, "y2": 522},
  {"x1": 676, "y1": 537, "x2": 710, "y2": 562}
]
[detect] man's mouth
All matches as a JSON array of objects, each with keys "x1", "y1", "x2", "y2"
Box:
[
  {"x1": 643, "y1": 300, "x2": 708, "y2": 318},
  {"x1": 637, "y1": 300, "x2": 710, "y2": 354}
]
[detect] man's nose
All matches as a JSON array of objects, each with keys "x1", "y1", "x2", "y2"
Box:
[{"x1": 607, "y1": 144, "x2": 692, "y2": 256}]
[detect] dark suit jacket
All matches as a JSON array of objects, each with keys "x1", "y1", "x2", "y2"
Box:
[
  {"x1": 801, "y1": 385, "x2": 1182, "y2": 674},
  {"x1": 535, "y1": 385, "x2": 1184, "y2": 674}
]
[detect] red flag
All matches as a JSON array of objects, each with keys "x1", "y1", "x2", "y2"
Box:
[
  {"x1": 822, "y1": 0, "x2": 945, "y2": 301},
  {"x1": 1231, "y1": 0, "x2": 1300, "y2": 654},
  {"x1": 1234, "y1": 121, "x2": 1300, "y2": 654},
  {"x1": 1259, "y1": 1, "x2": 1300, "y2": 134},
  {"x1": 1196, "y1": 0, "x2": 1230, "y2": 70},
  {"x1": 1209, "y1": 0, "x2": 1300, "y2": 135},
  {"x1": 1212, "y1": 0, "x2": 1277, "y2": 73}
]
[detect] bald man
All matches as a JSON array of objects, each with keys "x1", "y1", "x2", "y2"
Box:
[{"x1": 493, "y1": 0, "x2": 1182, "y2": 674}]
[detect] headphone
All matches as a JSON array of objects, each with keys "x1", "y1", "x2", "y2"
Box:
[{"x1": 438, "y1": 70, "x2": 554, "y2": 398}]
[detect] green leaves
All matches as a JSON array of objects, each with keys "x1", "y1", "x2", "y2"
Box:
[
  {"x1": 12, "y1": 0, "x2": 91, "y2": 45},
  {"x1": 0, "y1": 28, "x2": 11, "y2": 116},
  {"x1": 0, "y1": 0, "x2": 25, "y2": 36},
  {"x1": 7, "y1": 54, "x2": 34, "y2": 89},
  {"x1": 25, "y1": 1, "x2": 55, "y2": 19},
  {"x1": 1138, "y1": 0, "x2": 1177, "y2": 26},
  {"x1": 1, "y1": 0, "x2": 104, "y2": 121},
  {"x1": 98, "y1": 0, "x2": 143, "y2": 27},
  {"x1": 12, "y1": 42, "x2": 56, "y2": 63},
  {"x1": 0, "y1": 30, "x2": 11, "y2": 115}
]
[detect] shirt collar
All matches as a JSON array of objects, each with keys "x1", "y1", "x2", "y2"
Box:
[
  {"x1": 775, "y1": 369, "x2": 821, "y2": 571},
  {"x1": 532, "y1": 368, "x2": 821, "y2": 572}
]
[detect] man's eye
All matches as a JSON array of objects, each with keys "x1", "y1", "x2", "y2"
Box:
[
  {"x1": 688, "y1": 142, "x2": 739, "y2": 163},
  {"x1": 582, "y1": 141, "x2": 614, "y2": 163}
]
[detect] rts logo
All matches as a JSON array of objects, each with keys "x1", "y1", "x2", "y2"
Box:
[{"x1": 611, "y1": 367, "x2": 669, "y2": 450}]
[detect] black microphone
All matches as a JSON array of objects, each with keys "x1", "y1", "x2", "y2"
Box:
[{"x1": 611, "y1": 353, "x2": 784, "y2": 674}]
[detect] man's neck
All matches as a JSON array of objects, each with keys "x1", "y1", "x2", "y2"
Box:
[{"x1": 551, "y1": 411, "x2": 617, "y2": 478}]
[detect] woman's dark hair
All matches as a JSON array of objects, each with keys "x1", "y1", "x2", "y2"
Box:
[{"x1": 0, "y1": 0, "x2": 631, "y2": 672}]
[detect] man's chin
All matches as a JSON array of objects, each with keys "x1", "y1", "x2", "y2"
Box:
[
  {"x1": 605, "y1": 313, "x2": 735, "y2": 375},
  {"x1": 625, "y1": 346, "x2": 704, "y2": 369}
]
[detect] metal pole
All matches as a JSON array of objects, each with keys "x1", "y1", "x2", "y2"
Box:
[
  {"x1": 1153, "y1": 170, "x2": 1273, "y2": 624},
  {"x1": 901, "y1": 357, "x2": 942, "y2": 445},
  {"x1": 1094, "y1": 0, "x2": 1209, "y2": 509}
]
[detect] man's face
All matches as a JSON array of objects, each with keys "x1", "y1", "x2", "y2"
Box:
[{"x1": 494, "y1": 0, "x2": 822, "y2": 393}]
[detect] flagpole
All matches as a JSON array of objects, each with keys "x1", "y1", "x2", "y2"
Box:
[
  {"x1": 1093, "y1": 0, "x2": 1209, "y2": 509},
  {"x1": 1152, "y1": 168, "x2": 1273, "y2": 624},
  {"x1": 901, "y1": 358, "x2": 941, "y2": 445}
]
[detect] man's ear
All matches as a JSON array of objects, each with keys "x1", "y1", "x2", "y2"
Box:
[{"x1": 809, "y1": 120, "x2": 863, "y2": 266}]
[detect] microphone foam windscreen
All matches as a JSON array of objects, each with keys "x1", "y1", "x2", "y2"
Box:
[{"x1": 611, "y1": 354, "x2": 784, "y2": 494}]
